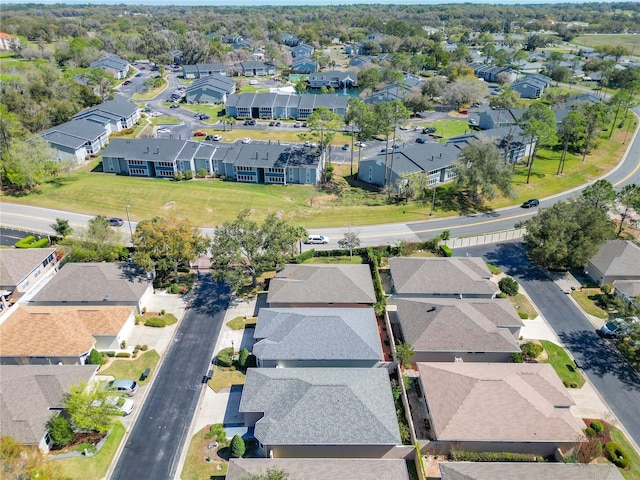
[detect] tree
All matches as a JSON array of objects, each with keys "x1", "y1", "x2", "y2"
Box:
[
  {"x1": 578, "y1": 102, "x2": 609, "y2": 162},
  {"x1": 615, "y1": 184, "x2": 640, "y2": 235},
  {"x1": 443, "y1": 78, "x2": 488, "y2": 110},
  {"x1": 452, "y1": 139, "x2": 514, "y2": 203},
  {"x1": 523, "y1": 201, "x2": 615, "y2": 269},
  {"x1": 556, "y1": 110, "x2": 585, "y2": 174},
  {"x1": 422, "y1": 76, "x2": 447, "y2": 100},
  {"x1": 49, "y1": 218, "x2": 73, "y2": 240},
  {"x1": 0, "y1": 436, "x2": 63, "y2": 480},
  {"x1": 221, "y1": 115, "x2": 236, "y2": 131},
  {"x1": 550, "y1": 66, "x2": 571, "y2": 85},
  {"x1": 522, "y1": 103, "x2": 557, "y2": 183},
  {"x1": 498, "y1": 277, "x2": 519, "y2": 296},
  {"x1": 581, "y1": 179, "x2": 616, "y2": 211},
  {"x1": 230, "y1": 434, "x2": 246, "y2": 458},
  {"x1": 306, "y1": 107, "x2": 343, "y2": 171},
  {"x1": 210, "y1": 210, "x2": 305, "y2": 291},
  {"x1": 403, "y1": 93, "x2": 432, "y2": 116},
  {"x1": 608, "y1": 89, "x2": 637, "y2": 138},
  {"x1": 338, "y1": 231, "x2": 361, "y2": 260},
  {"x1": 133, "y1": 216, "x2": 207, "y2": 283},
  {"x1": 395, "y1": 343, "x2": 415, "y2": 368},
  {"x1": 87, "y1": 348, "x2": 105, "y2": 366},
  {"x1": 64, "y1": 382, "x2": 118, "y2": 434},
  {"x1": 1, "y1": 137, "x2": 56, "y2": 191},
  {"x1": 47, "y1": 414, "x2": 74, "y2": 448},
  {"x1": 489, "y1": 85, "x2": 522, "y2": 110}
]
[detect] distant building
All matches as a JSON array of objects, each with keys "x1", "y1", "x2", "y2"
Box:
[
  {"x1": 0, "y1": 32, "x2": 19, "y2": 51},
  {"x1": 89, "y1": 53, "x2": 130, "y2": 80},
  {"x1": 225, "y1": 93, "x2": 349, "y2": 119}
]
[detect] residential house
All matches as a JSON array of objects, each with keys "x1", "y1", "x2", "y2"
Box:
[
  {"x1": 290, "y1": 43, "x2": 314, "y2": 58},
  {"x1": 364, "y1": 74, "x2": 423, "y2": 104},
  {"x1": 0, "y1": 364, "x2": 98, "y2": 452},
  {"x1": 223, "y1": 34, "x2": 252, "y2": 49},
  {"x1": 267, "y1": 264, "x2": 377, "y2": 308},
  {"x1": 89, "y1": 53, "x2": 129, "y2": 79},
  {"x1": 348, "y1": 55, "x2": 372, "y2": 67},
  {"x1": 417, "y1": 362, "x2": 585, "y2": 456},
  {"x1": 227, "y1": 458, "x2": 410, "y2": 480},
  {"x1": 224, "y1": 93, "x2": 349, "y2": 120},
  {"x1": 182, "y1": 63, "x2": 231, "y2": 79},
  {"x1": 28, "y1": 262, "x2": 153, "y2": 313},
  {"x1": 73, "y1": 96, "x2": 141, "y2": 132},
  {"x1": 170, "y1": 49, "x2": 183, "y2": 64},
  {"x1": 237, "y1": 61, "x2": 276, "y2": 76},
  {"x1": 308, "y1": 71, "x2": 358, "y2": 89},
  {"x1": 281, "y1": 33, "x2": 301, "y2": 47},
  {"x1": 185, "y1": 75, "x2": 236, "y2": 104},
  {"x1": 0, "y1": 306, "x2": 136, "y2": 365},
  {"x1": 469, "y1": 63, "x2": 518, "y2": 84},
  {"x1": 239, "y1": 368, "x2": 402, "y2": 458},
  {"x1": 41, "y1": 119, "x2": 110, "y2": 163},
  {"x1": 358, "y1": 143, "x2": 460, "y2": 191},
  {"x1": 388, "y1": 257, "x2": 499, "y2": 299},
  {"x1": 478, "y1": 107, "x2": 567, "y2": 131},
  {"x1": 0, "y1": 32, "x2": 19, "y2": 50},
  {"x1": 394, "y1": 298, "x2": 523, "y2": 363},
  {"x1": 585, "y1": 240, "x2": 640, "y2": 286},
  {"x1": 447, "y1": 126, "x2": 534, "y2": 164},
  {"x1": 291, "y1": 55, "x2": 317, "y2": 74},
  {"x1": 253, "y1": 308, "x2": 383, "y2": 367},
  {"x1": 439, "y1": 462, "x2": 624, "y2": 480},
  {"x1": 0, "y1": 248, "x2": 58, "y2": 303},
  {"x1": 511, "y1": 73, "x2": 552, "y2": 99},
  {"x1": 613, "y1": 280, "x2": 640, "y2": 305}
]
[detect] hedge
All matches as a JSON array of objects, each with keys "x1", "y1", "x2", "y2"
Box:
[
  {"x1": 103, "y1": 351, "x2": 116, "y2": 357},
  {"x1": 440, "y1": 244, "x2": 453, "y2": 257},
  {"x1": 605, "y1": 442, "x2": 629, "y2": 468},
  {"x1": 518, "y1": 312, "x2": 529, "y2": 319},
  {"x1": 449, "y1": 450, "x2": 538, "y2": 462},
  {"x1": 293, "y1": 248, "x2": 316, "y2": 264},
  {"x1": 116, "y1": 352, "x2": 131, "y2": 358},
  {"x1": 15, "y1": 235, "x2": 49, "y2": 249},
  {"x1": 216, "y1": 347, "x2": 234, "y2": 367}
]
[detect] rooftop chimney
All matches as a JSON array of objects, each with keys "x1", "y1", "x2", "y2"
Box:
[
  {"x1": 145, "y1": 146, "x2": 149, "y2": 154},
  {"x1": 155, "y1": 147, "x2": 160, "y2": 154},
  {"x1": 427, "y1": 306, "x2": 436, "y2": 312}
]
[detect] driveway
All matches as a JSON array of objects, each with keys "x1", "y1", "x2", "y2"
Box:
[
  {"x1": 109, "y1": 276, "x2": 230, "y2": 480},
  {"x1": 455, "y1": 241, "x2": 640, "y2": 449}
]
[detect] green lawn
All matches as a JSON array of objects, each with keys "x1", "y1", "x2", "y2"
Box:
[
  {"x1": 55, "y1": 422, "x2": 125, "y2": 480},
  {"x1": 180, "y1": 104, "x2": 225, "y2": 120},
  {"x1": 539, "y1": 340, "x2": 585, "y2": 388},
  {"x1": 226, "y1": 315, "x2": 257, "y2": 330},
  {"x1": 417, "y1": 119, "x2": 471, "y2": 141},
  {"x1": 181, "y1": 426, "x2": 228, "y2": 480},
  {"x1": 208, "y1": 368, "x2": 246, "y2": 393},
  {"x1": 150, "y1": 116, "x2": 183, "y2": 125},
  {"x1": 509, "y1": 293, "x2": 538, "y2": 320},
  {"x1": 611, "y1": 427, "x2": 640, "y2": 480},
  {"x1": 100, "y1": 350, "x2": 160, "y2": 386},
  {"x1": 571, "y1": 289, "x2": 609, "y2": 319},
  {"x1": 572, "y1": 34, "x2": 640, "y2": 53}
]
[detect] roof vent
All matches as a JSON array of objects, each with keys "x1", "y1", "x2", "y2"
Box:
[
  {"x1": 155, "y1": 147, "x2": 160, "y2": 154},
  {"x1": 103, "y1": 295, "x2": 110, "y2": 301},
  {"x1": 427, "y1": 306, "x2": 437, "y2": 312}
]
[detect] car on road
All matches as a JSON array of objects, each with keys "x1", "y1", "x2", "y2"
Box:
[
  {"x1": 275, "y1": 121, "x2": 282, "y2": 127},
  {"x1": 342, "y1": 144, "x2": 350, "y2": 150},
  {"x1": 193, "y1": 131, "x2": 207, "y2": 137},
  {"x1": 109, "y1": 217, "x2": 124, "y2": 226},
  {"x1": 521, "y1": 199, "x2": 540, "y2": 208},
  {"x1": 294, "y1": 122, "x2": 301, "y2": 128},
  {"x1": 459, "y1": 109, "x2": 469, "y2": 115},
  {"x1": 169, "y1": 104, "x2": 179, "y2": 109},
  {"x1": 150, "y1": 112, "x2": 163, "y2": 117},
  {"x1": 599, "y1": 321, "x2": 620, "y2": 338},
  {"x1": 416, "y1": 138, "x2": 426, "y2": 144},
  {"x1": 108, "y1": 379, "x2": 138, "y2": 396},
  {"x1": 422, "y1": 127, "x2": 436, "y2": 134},
  {"x1": 122, "y1": 80, "x2": 131, "y2": 86},
  {"x1": 269, "y1": 121, "x2": 275, "y2": 126},
  {"x1": 302, "y1": 122, "x2": 308, "y2": 128},
  {"x1": 198, "y1": 114, "x2": 210, "y2": 120},
  {"x1": 135, "y1": 72, "x2": 143, "y2": 77},
  {"x1": 305, "y1": 234, "x2": 329, "y2": 244},
  {"x1": 194, "y1": 112, "x2": 202, "y2": 117},
  {"x1": 242, "y1": 137, "x2": 251, "y2": 143},
  {"x1": 157, "y1": 128, "x2": 171, "y2": 134},
  {"x1": 354, "y1": 141, "x2": 365, "y2": 147}
]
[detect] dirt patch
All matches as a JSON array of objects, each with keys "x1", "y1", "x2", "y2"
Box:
[
  {"x1": 275, "y1": 210, "x2": 285, "y2": 218},
  {"x1": 164, "y1": 201, "x2": 176, "y2": 209},
  {"x1": 532, "y1": 339, "x2": 549, "y2": 362},
  {"x1": 51, "y1": 431, "x2": 106, "y2": 453}
]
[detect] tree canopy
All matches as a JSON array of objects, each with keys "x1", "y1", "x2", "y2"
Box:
[{"x1": 64, "y1": 382, "x2": 118, "y2": 435}]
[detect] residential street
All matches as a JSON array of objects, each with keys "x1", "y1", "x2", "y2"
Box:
[
  {"x1": 109, "y1": 276, "x2": 229, "y2": 480},
  {"x1": 456, "y1": 241, "x2": 640, "y2": 449}
]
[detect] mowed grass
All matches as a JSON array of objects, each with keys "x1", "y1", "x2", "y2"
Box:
[
  {"x1": 571, "y1": 288, "x2": 609, "y2": 319},
  {"x1": 610, "y1": 427, "x2": 640, "y2": 480},
  {"x1": 540, "y1": 340, "x2": 585, "y2": 388},
  {"x1": 208, "y1": 368, "x2": 246, "y2": 393},
  {"x1": 100, "y1": 350, "x2": 160, "y2": 386},
  {"x1": 509, "y1": 293, "x2": 538, "y2": 319},
  {"x1": 226, "y1": 315, "x2": 257, "y2": 330},
  {"x1": 572, "y1": 34, "x2": 640, "y2": 53},
  {"x1": 55, "y1": 421, "x2": 125, "y2": 480},
  {"x1": 181, "y1": 426, "x2": 227, "y2": 480}
]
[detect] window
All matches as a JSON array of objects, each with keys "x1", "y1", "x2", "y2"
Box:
[
  {"x1": 237, "y1": 175, "x2": 254, "y2": 181},
  {"x1": 268, "y1": 176, "x2": 284, "y2": 183},
  {"x1": 237, "y1": 166, "x2": 254, "y2": 172},
  {"x1": 267, "y1": 168, "x2": 283, "y2": 173},
  {"x1": 34, "y1": 268, "x2": 41, "y2": 278},
  {"x1": 129, "y1": 160, "x2": 145, "y2": 166},
  {"x1": 158, "y1": 161, "x2": 175, "y2": 167},
  {"x1": 130, "y1": 168, "x2": 145, "y2": 175}
]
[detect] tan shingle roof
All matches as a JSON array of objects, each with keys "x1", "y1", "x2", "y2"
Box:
[
  {"x1": 396, "y1": 298, "x2": 521, "y2": 353},
  {"x1": 417, "y1": 363, "x2": 584, "y2": 443},
  {"x1": 0, "y1": 248, "x2": 57, "y2": 287},
  {"x1": 389, "y1": 257, "x2": 498, "y2": 297},
  {"x1": 0, "y1": 306, "x2": 134, "y2": 357},
  {"x1": 439, "y1": 462, "x2": 624, "y2": 480}
]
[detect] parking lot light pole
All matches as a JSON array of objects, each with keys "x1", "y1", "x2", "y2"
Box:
[{"x1": 126, "y1": 204, "x2": 134, "y2": 246}]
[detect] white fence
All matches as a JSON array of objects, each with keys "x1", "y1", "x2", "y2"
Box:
[{"x1": 443, "y1": 228, "x2": 526, "y2": 249}]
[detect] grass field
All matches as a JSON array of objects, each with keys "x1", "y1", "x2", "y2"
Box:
[
  {"x1": 208, "y1": 367, "x2": 246, "y2": 392},
  {"x1": 181, "y1": 426, "x2": 227, "y2": 480},
  {"x1": 540, "y1": 340, "x2": 585, "y2": 388},
  {"x1": 571, "y1": 288, "x2": 609, "y2": 319},
  {"x1": 572, "y1": 34, "x2": 640, "y2": 53},
  {"x1": 55, "y1": 422, "x2": 125, "y2": 480},
  {"x1": 226, "y1": 315, "x2": 257, "y2": 330},
  {"x1": 611, "y1": 427, "x2": 640, "y2": 480},
  {"x1": 509, "y1": 293, "x2": 538, "y2": 319},
  {"x1": 100, "y1": 350, "x2": 160, "y2": 386}
]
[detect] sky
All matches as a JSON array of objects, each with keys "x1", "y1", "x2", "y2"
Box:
[{"x1": 1, "y1": 0, "x2": 633, "y2": 5}]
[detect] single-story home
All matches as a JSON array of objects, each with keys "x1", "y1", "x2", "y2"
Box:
[
  {"x1": 388, "y1": 257, "x2": 499, "y2": 299},
  {"x1": 469, "y1": 63, "x2": 518, "y2": 84},
  {"x1": 225, "y1": 93, "x2": 349, "y2": 120},
  {"x1": 0, "y1": 364, "x2": 98, "y2": 452},
  {"x1": 267, "y1": 264, "x2": 377, "y2": 308},
  {"x1": 185, "y1": 75, "x2": 236, "y2": 104},
  {"x1": 439, "y1": 462, "x2": 624, "y2": 480},
  {"x1": 28, "y1": 262, "x2": 153, "y2": 313},
  {"x1": 0, "y1": 305, "x2": 135, "y2": 365},
  {"x1": 417, "y1": 362, "x2": 585, "y2": 456},
  {"x1": 89, "y1": 53, "x2": 129, "y2": 79},
  {"x1": 227, "y1": 458, "x2": 410, "y2": 480},
  {"x1": 395, "y1": 298, "x2": 523, "y2": 363},
  {"x1": 253, "y1": 308, "x2": 383, "y2": 367},
  {"x1": 585, "y1": 240, "x2": 640, "y2": 286},
  {"x1": 239, "y1": 368, "x2": 402, "y2": 458},
  {"x1": 0, "y1": 248, "x2": 58, "y2": 302},
  {"x1": 613, "y1": 279, "x2": 640, "y2": 305}
]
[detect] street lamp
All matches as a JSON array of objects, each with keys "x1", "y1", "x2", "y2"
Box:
[
  {"x1": 430, "y1": 185, "x2": 437, "y2": 216},
  {"x1": 126, "y1": 204, "x2": 134, "y2": 246}
]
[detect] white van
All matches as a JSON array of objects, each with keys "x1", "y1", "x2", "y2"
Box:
[{"x1": 305, "y1": 235, "x2": 329, "y2": 244}]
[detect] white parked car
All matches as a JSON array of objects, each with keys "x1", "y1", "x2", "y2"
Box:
[
  {"x1": 212, "y1": 134, "x2": 222, "y2": 141},
  {"x1": 157, "y1": 128, "x2": 171, "y2": 134},
  {"x1": 242, "y1": 137, "x2": 251, "y2": 144},
  {"x1": 150, "y1": 111, "x2": 163, "y2": 117},
  {"x1": 106, "y1": 396, "x2": 135, "y2": 416}
]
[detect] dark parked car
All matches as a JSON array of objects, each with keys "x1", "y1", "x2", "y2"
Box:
[
  {"x1": 269, "y1": 121, "x2": 275, "y2": 126},
  {"x1": 302, "y1": 122, "x2": 308, "y2": 128},
  {"x1": 416, "y1": 138, "x2": 426, "y2": 144},
  {"x1": 109, "y1": 217, "x2": 124, "y2": 227},
  {"x1": 342, "y1": 144, "x2": 349, "y2": 150},
  {"x1": 122, "y1": 80, "x2": 131, "y2": 86},
  {"x1": 199, "y1": 114, "x2": 210, "y2": 120},
  {"x1": 170, "y1": 104, "x2": 179, "y2": 109},
  {"x1": 275, "y1": 121, "x2": 282, "y2": 127},
  {"x1": 422, "y1": 127, "x2": 436, "y2": 134},
  {"x1": 248, "y1": 119, "x2": 256, "y2": 125},
  {"x1": 521, "y1": 199, "x2": 540, "y2": 208}
]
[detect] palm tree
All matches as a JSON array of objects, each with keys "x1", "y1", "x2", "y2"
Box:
[{"x1": 221, "y1": 115, "x2": 236, "y2": 131}]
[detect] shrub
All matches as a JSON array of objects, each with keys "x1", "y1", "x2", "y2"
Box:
[
  {"x1": 160, "y1": 309, "x2": 166, "y2": 316},
  {"x1": 510, "y1": 352, "x2": 524, "y2": 363},
  {"x1": 440, "y1": 244, "x2": 453, "y2": 257},
  {"x1": 204, "y1": 423, "x2": 225, "y2": 441},
  {"x1": 498, "y1": 277, "x2": 519, "y2": 296},
  {"x1": 169, "y1": 284, "x2": 180, "y2": 294},
  {"x1": 294, "y1": 249, "x2": 316, "y2": 264},
  {"x1": 15, "y1": 235, "x2": 49, "y2": 248},
  {"x1": 47, "y1": 415, "x2": 74, "y2": 448},
  {"x1": 496, "y1": 292, "x2": 507, "y2": 299},
  {"x1": 197, "y1": 168, "x2": 207, "y2": 178},
  {"x1": 238, "y1": 348, "x2": 250, "y2": 369},
  {"x1": 521, "y1": 342, "x2": 543, "y2": 360},
  {"x1": 449, "y1": 450, "x2": 537, "y2": 462},
  {"x1": 173, "y1": 171, "x2": 184, "y2": 181},
  {"x1": 104, "y1": 351, "x2": 116, "y2": 357},
  {"x1": 600, "y1": 284, "x2": 612, "y2": 295},
  {"x1": 584, "y1": 427, "x2": 596, "y2": 437},
  {"x1": 145, "y1": 317, "x2": 167, "y2": 327},
  {"x1": 184, "y1": 170, "x2": 194, "y2": 180},
  {"x1": 486, "y1": 262, "x2": 502, "y2": 275},
  {"x1": 230, "y1": 434, "x2": 245, "y2": 458},
  {"x1": 518, "y1": 312, "x2": 529, "y2": 319},
  {"x1": 116, "y1": 352, "x2": 131, "y2": 358},
  {"x1": 120, "y1": 340, "x2": 126, "y2": 349},
  {"x1": 216, "y1": 347, "x2": 233, "y2": 367},
  {"x1": 87, "y1": 349, "x2": 105, "y2": 366},
  {"x1": 591, "y1": 421, "x2": 604, "y2": 433},
  {"x1": 140, "y1": 344, "x2": 148, "y2": 351},
  {"x1": 605, "y1": 442, "x2": 629, "y2": 468}
]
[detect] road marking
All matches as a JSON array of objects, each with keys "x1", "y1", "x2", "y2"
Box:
[{"x1": 613, "y1": 157, "x2": 640, "y2": 187}]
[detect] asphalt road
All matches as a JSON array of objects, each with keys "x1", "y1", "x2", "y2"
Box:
[
  {"x1": 0, "y1": 227, "x2": 38, "y2": 247},
  {"x1": 110, "y1": 276, "x2": 229, "y2": 480},
  {"x1": 455, "y1": 241, "x2": 640, "y2": 448}
]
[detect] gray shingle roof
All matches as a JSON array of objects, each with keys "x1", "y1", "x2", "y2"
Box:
[
  {"x1": 234, "y1": 143, "x2": 319, "y2": 169},
  {"x1": 589, "y1": 240, "x2": 640, "y2": 278},
  {"x1": 29, "y1": 263, "x2": 151, "y2": 304},
  {"x1": 227, "y1": 458, "x2": 410, "y2": 480},
  {"x1": 0, "y1": 365, "x2": 98, "y2": 446},
  {"x1": 239, "y1": 368, "x2": 401, "y2": 446},
  {"x1": 439, "y1": 462, "x2": 624, "y2": 480},
  {"x1": 613, "y1": 279, "x2": 640, "y2": 298},
  {"x1": 253, "y1": 308, "x2": 383, "y2": 362},
  {"x1": 42, "y1": 119, "x2": 106, "y2": 141},
  {"x1": 100, "y1": 138, "x2": 215, "y2": 164},
  {"x1": 389, "y1": 257, "x2": 498, "y2": 297},
  {"x1": 0, "y1": 248, "x2": 56, "y2": 287},
  {"x1": 74, "y1": 96, "x2": 138, "y2": 119},
  {"x1": 396, "y1": 298, "x2": 521, "y2": 354},
  {"x1": 267, "y1": 264, "x2": 377, "y2": 305}
]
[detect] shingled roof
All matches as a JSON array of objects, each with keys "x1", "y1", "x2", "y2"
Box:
[
  {"x1": 589, "y1": 240, "x2": 640, "y2": 279},
  {"x1": 0, "y1": 248, "x2": 56, "y2": 288},
  {"x1": 439, "y1": 462, "x2": 624, "y2": 480}
]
